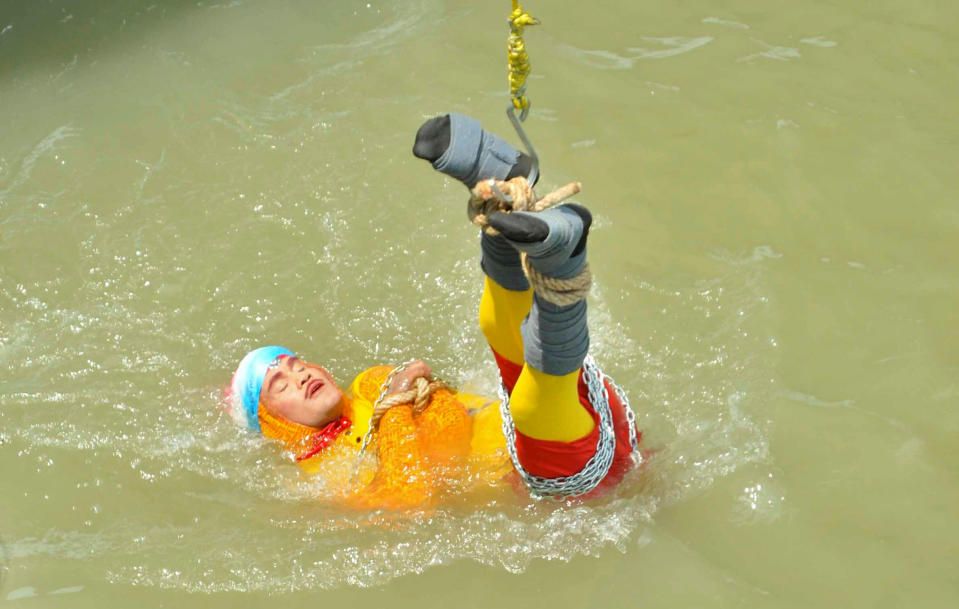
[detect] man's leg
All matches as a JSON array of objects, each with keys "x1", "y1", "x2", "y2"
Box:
[
  {"x1": 414, "y1": 113, "x2": 534, "y2": 365},
  {"x1": 414, "y1": 113, "x2": 594, "y2": 443},
  {"x1": 487, "y1": 207, "x2": 596, "y2": 444}
]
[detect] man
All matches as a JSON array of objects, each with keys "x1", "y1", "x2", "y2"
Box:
[{"x1": 228, "y1": 113, "x2": 641, "y2": 508}]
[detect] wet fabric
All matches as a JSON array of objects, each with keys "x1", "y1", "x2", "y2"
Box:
[
  {"x1": 491, "y1": 350, "x2": 639, "y2": 494},
  {"x1": 432, "y1": 113, "x2": 522, "y2": 189},
  {"x1": 260, "y1": 366, "x2": 511, "y2": 509}
]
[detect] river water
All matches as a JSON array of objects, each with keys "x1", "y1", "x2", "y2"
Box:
[{"x1": 1, "y1": 0, "x2": 957, "y2": 606}]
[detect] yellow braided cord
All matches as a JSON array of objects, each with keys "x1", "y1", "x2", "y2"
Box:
[{"x1": 508, "y1": 2, "x2": 539, "y2": 112}]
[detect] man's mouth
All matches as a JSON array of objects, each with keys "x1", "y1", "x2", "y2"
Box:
[{"x1": 306, "y1": 379, "x2": 324, "y2": 399}]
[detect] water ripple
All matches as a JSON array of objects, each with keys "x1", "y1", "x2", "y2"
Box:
[{"x1": 561, "y1": 36, "x2": 714, "y2": 70}]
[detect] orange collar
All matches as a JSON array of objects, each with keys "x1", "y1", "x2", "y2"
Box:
[{"x1": 258, "y1": 404, "x2": 352, "y2": 460}]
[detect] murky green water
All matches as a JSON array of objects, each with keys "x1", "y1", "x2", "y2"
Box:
[{"x1": 2, "y1": 0, "x2": 957, "y2": 606}]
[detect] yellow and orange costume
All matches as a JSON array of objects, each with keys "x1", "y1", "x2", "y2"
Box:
[
  {"x1": 230, "y1": 108, "x2": 644, "y2": 507},
  {"x1": 258, "y1": 365, "x2": 512, "y2": 509},
  {"x1": 249, "y1": 275, "x2": 639, "y2": 509}
]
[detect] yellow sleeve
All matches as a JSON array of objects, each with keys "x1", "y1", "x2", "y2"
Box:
[
  {"x1": 343, "y1": 365, "x2": 394, "y2": 442},
  {"x1": 344, "y1": 366, "x2": 432, "y2": 508},
  {"x1": 415, "y1": 389, "x2": 472, "y2": 461},
  {"x1": 352, "y1": 405, "x2": 432, "y2": 509},
  {"x1": 347, "y1": 365, "x2": 392, "y2": 402}
]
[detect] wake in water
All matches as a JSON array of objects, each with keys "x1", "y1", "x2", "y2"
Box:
[
  {"x1": 2, "y1": 239, "x2": 780, "y2": 591},
  {"x1": 0, "y1": 0, "x2": 783, "y2": 590}
]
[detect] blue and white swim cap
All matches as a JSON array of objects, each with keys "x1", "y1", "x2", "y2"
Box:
[{"x1": 229, "y1": 345, "x2": 295, "y2": 431}]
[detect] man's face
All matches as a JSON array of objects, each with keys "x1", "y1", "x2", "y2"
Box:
[{"x1": 260, "y1": 356, "x2": 344, "y2": 428}]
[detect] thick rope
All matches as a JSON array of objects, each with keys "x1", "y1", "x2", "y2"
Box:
[
  {"x1": 469, "y1": 176, "x2": 580, "y2": 235},
  {"x1": 521, "y1": 257, "x2": 592, "y2": 307},
  {"x1": 508, "y1": 2, "x2": 539, "y2": 113},
  {"x1": 369, "y1": 376, "x2": 449, "y2": 430},
  {"x1": 353, "y1": 364, "x2": 451, "y2": 482},
  {"x1": 469, "y1": 176, "x2": 592, "y2": 306}
]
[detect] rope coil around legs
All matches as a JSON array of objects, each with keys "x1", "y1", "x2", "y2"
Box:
[
  {"x1": 469, "y1": 176, "x2": 581, "y2": 234},
  {"x1": 469, "y1": 176, "x2": 592, "y2": 306},
  {"x1": 521, "y1": 257, "x2": 592, "y2": 307}
]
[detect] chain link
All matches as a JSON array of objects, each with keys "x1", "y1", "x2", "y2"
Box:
[
  {"x1": 350, "y1": 356, "x2": 641, "y2": 496},
  {"x1": 498, "y1": 354, "x2": 641, "y2": 499},
  {"x1": 351, "y1": 359, "x2": 416, "y2": 482}
]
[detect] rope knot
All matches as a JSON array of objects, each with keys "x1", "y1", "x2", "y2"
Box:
[
  {"x1": 468, "y1": 176, "x2": 581, "y2": 237},
  {"x1": 468, "y1": 177, "x2": 592, "y2": 307},
  {"x1": 369, "y1": 376, "x2": 448, "y2": 430}
]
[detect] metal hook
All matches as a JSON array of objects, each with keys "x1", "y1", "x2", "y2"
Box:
[
  {"x1": 506, "y1": 103, "x2": 539, "y2": 184},
  {"x1": 489, "y1": 179, "x2": 513, "y2": 203}
]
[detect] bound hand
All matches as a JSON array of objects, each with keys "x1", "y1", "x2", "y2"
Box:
[{"x1": 387, "y1": 359, "x2": 432, "y2": 395}]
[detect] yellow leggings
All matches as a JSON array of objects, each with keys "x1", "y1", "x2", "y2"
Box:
[{"x1": 478, "y1": 277, "x2": 595, "y2": 442}]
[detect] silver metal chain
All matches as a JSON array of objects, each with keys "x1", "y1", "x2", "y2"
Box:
[
  {"x1": 498, "y1": 354, "x2": 641, "y2": 499},
  {"x1": 351, "y1": 359, "x2": 415, "y2": 482},
  {"x1": 606, "y1": 372, "x2": 640, "y2": 453},
  {"x1": 355, "y1": 359, "x2": 415, "y2": 456},
  {"x1": 350, "y1": 356, "x2": 641, "y2": 497}
]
